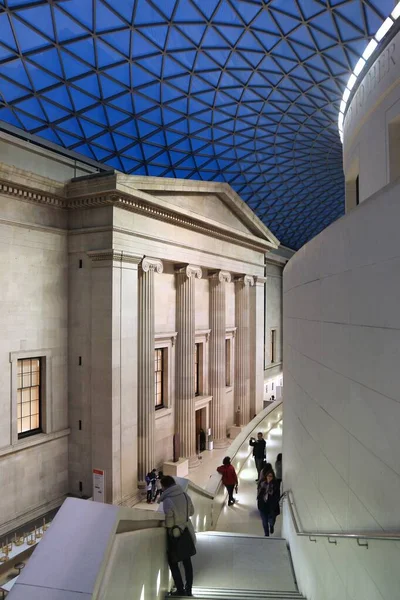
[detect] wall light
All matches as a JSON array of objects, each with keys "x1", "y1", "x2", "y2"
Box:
[
  {"x1": 347, "y1": 73, "x2": 357, "y2": 91},
  {"x1": 157, "y1": 570, "x2": 161, "y2": 596},
  {"x1": 353, "y1": 56, "x2": 366, "y2": 76},
  {"x1": 375, "y1": 17, "x2": 393, "y2": 41},
  {"x1": 140, "y1": 584, "x2": 145, "y2": 600},
  {"x1": 362, "y1": 39, "x2": 378, "y2": 61},
  {"x1": 392, "y1": 3, "x2": 400, "y2": 20},
  {"x1": 338, "y1": 4, "x2": 399, "y2": 142}
]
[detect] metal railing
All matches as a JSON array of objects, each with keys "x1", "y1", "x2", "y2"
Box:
[{"x1": 283, "y1": 490, "x2": 400, "y2": 549}]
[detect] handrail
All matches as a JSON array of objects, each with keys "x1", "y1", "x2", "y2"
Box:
[{"x1": 284, "y1": 490, "x2": 400, "y2": 545}]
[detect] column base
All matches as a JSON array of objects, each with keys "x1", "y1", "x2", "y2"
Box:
[
  {"x1": 189, "y1": 455, "x2": 201, "y2": 470},
  {"x1": 229, "y1": 425, "x2": 244, "y2": 439},
  {"x1": 163, "y1": 458, "x2": 189, "y2": 478},
  {"x1": 213, "y1": 437, "x2": 230, "y2": 449}
]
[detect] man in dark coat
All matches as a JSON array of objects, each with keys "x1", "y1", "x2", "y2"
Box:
[{"x1": 249, "y1": 432, "x2": 266, "y2": 481}]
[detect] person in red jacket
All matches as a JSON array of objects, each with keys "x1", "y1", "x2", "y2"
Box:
[{"x1": 217, "y1": 456, "x2": 238, "y2": 506}]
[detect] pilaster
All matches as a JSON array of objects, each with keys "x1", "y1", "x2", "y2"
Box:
[{"x1": 87, "y1": 249, "x2": 142, "y2": 504}]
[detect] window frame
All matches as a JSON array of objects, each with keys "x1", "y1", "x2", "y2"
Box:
[
  {"x1": 10, "y1": 349, "x2": 52, "y2": 445},
  {"x1": 194, "y1": 330, "x2": 210, "y2": 397},
  {"x1": 154, "y1": 332, "x2": 177, "y2": 416},
  {"x1": 225, "y1": 327, "x2": 236, "y2": 389},
  {"x1": 17, "y1": 357, "x2": 42, "y2": 439},
  {"x1": 270, "y1": 328, "x2": 277, "y2": 364},
  {"x1": 194, "y1": 343, "x2": 201, "y2": 397},
  {"x1": 154, "y1": 348, "x2": 166, "y2": 410}
]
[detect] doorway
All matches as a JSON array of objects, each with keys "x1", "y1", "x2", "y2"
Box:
[{"x1": 195, "y1": 407, "x2": 207, "y2": 454}]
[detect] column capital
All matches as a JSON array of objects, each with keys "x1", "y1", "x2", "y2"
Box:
[
  {"x1": 141, "y1": 257, "x2": 164, "y2": 274},
  {"x1": 254, "y1": 276, "x2": 267, "y2": 286},
  {"x1": 175, "y1": 264, "x2": 202, "y2": 279},
  {"x1": 209, "y1": 270, "x2": 231, "y2": 283},
  {"x1": 235, "y1": 275, "x2": 255, "y2": 287}
]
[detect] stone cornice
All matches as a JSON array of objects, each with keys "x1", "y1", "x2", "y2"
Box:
[
  {"x1": 87, "y1": 249, "x2": 142, "y2": 264},
  {"x1": 0, "y1": 177, "x2": 276, "y2": 253},
  {"x1": 0, "y1": 179, "x2": 66, "y2": 209}
]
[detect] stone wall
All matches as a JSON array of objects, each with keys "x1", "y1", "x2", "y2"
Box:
[{"x1": 0, "y1": 184, "x2": 69, "y2": 533}]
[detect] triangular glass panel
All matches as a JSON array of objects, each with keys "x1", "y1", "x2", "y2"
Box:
[
  {"x1": 65, "y1": 38, "x2": 96, "y2": 66},
  {"x1": 131, "y1": 31, "x2": 158, "y2": 58},
  {"x1": 15, "y1": 4, "x2": 54, "y2": 39},
  {"x1": 96, "y1": 40, "x2": 125, "y2": 68},
  {"x1": 190, "y1": 0, "x2": 220, "y2": 20},
  {"x1": 11, "y1": 18, "x2": 48, "y2": 52},
  {"x1": 70, "y1": 88, "x2": 97, "y2": 110},
  {"x1": 102, "y1": 29, "x2": 131, "y2": 57},
  {"x1": 140, "y1": 24, "x2": 169, "y2": 49},
  {"x1": 96, "y1": 2, "x2": 126, "y2": 31},
  {"x1": 53, "y1": 6, "x2": 88, "y2": 42},
  {"x1": 61, "y1": 0, "x2": 93, "y2": 30}
]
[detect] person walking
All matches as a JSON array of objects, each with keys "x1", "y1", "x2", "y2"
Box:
[
  {"x1": 154, "y1": 470, "x2": 163, "y2": 502},
  {"x1": 217, "y1": 457, "x2": 238, "y2": 506},
  {"x1": 160, "y1": 476, "x2": 196, "y2": 597},
  {"x1": 249, "y1": 432, "x2": 266, "y2": 481},
  {"x1": 275, "y1": 453, "x2": 282, "y2": 493},
  {"x1": 257, "y1": 470, "x2": 280, "y2": 537}
]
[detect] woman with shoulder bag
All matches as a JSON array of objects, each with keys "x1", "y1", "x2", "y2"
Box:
[{"x1": 160, "y1": 476, "x2": 197, "y2": 597}]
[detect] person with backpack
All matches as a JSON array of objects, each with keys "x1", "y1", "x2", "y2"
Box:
[
  {"x1": 160, "y1": 476, "x2": 196, "y2": 597},
  {"x1": 217, "y1": 456, "x2": 238, "y2": 506}
]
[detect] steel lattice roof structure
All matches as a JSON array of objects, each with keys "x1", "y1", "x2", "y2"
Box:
[{"x1": 0, "y1": 0, "x2": 394, "y2": 249}]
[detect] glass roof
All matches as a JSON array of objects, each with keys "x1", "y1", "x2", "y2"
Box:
[{"x1": 0, "y1": 0, "x2": 394, "y2": 249}]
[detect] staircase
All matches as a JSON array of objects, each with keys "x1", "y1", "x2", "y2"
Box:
[
  {"x1": 167, "y1": 533, "x2": 303, "y2": 600},
  {"x1": 168, "y1": 589, "x2": 305, "y2": 599},
  {"x1": 192, "y1": 589, "x2": 305, "y2": 599}
]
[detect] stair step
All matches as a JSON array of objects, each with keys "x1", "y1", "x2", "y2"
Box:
[{"x1": 166, "y1": 588, "x2": 305, "y2": 600}]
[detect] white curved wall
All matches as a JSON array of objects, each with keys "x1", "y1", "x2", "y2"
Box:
[
  {"x1": 343, "y1": 28, "x2": 400, "y2": 206},
  {"x1": 283, "y1": 177, "x2": 400, "y2": 599}
]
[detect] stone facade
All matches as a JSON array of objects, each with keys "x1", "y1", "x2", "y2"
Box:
[{"x1": 0, "y1": 134, "x2": 287, "y2": 530}]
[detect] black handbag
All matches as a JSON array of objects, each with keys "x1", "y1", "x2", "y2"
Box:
[{"x1": 167, "y1": 493, "x2": 197, "y2": 563}]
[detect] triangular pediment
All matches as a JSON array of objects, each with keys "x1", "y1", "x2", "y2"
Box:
[
  {"x1": 66, "y1": 171, "x2": 279, "y2": 251},
  {"x1": 116, "y1": 174, "x2": 279, "y2": 249}
]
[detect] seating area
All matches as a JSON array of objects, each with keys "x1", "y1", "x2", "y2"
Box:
[{"x1": 0, "y1": 520, "x2": 51, "y2": 598}]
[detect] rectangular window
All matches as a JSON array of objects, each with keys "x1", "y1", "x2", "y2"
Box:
[
  {"x1": 155, "y1": 349, "x2": 164, "y2": 409},
  {"x1": 17, "y1": 358, "x2": 41, "y2": 438},
  {"x1": 355, "y1": 175, "x2": 359, "y2": 206},
  {"x1": 194, "y1": 343, "x2": 200, "y2": 396},
  {"x1": 225, "y1": 339, "x2": 231, "y2": 387},
  {"x1": 270, "y1": 329, "x2": 277, "y2": 364}
]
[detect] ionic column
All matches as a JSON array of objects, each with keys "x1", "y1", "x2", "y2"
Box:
[
  {"x1": 175, "y1": 265, "x2": 202, "y2": 467},
  {"x1": 138, "y1": 257, "x2": 163, "y2": 483},
  {"x1": 235, "y1": 275, "x2": 254, "y2": 425},
  {"x1": 209, "y1": 270, "x2": 231, "y2": 447}
]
